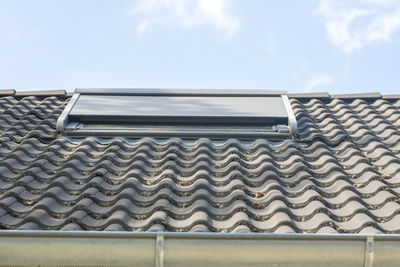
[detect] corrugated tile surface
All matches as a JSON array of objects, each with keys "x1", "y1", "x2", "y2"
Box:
[{"x1": 1, "y1": 95, "x2": 400, "y2": 233}]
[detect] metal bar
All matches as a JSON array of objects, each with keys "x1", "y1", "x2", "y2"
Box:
[
  {"x1": 56, "y1": 93, "x2": 80, "y2": 132},
  {"x1": 63, "y1": 128, "x2": 292, "y2": 140},
  {"x1": 75, "y1": 88, "x2": 288, "y2": 96}
]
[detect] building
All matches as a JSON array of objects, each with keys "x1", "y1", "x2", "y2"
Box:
[{"x1": 0, "y1": 88, "x2": 399, "y2": 266}]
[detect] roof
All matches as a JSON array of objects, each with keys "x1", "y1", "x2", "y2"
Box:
[{"x1": 1, "y1": 89, "x2": 400, "y2": 234}]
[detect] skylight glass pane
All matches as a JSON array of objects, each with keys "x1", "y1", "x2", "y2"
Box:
[
  {"x1": 69, "y1": 95, "x2": 288, "y2": 125},
  {"x1": 57, "y1": 89, "x2": 297, "y2": 139}
]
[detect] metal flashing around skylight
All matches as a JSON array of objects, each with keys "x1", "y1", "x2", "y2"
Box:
[
  {"x1": 57, "y1": 88, "x2": 297, "y2": 140},
  {"x1": 75, "y1": 88, "x2": 288, "y2": 96}
]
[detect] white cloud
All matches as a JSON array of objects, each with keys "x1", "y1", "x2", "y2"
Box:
[
  {"x1": 303, "y1": 75, "x2": 333, "y2": 93},
  {"x1": 318, "y1": 0, "x2": 400, "y2": 52},
  {"x1": 132, "y1": 0, "x2": 240, "y2": 36},
  {"x1": 136, "y1": 19, "x2": 151, "y2": 34}
]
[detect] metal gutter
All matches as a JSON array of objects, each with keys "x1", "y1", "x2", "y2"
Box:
[{"x1": 1, "y1": 231, "x2": 400, "y2": 267}]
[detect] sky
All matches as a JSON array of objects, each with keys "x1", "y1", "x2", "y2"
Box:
[{"x1": 0, "y1": 0, "x2": 399, "y2": 94}]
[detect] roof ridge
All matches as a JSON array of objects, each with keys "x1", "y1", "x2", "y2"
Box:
[
  {"x1": 0, "y1": 89, "x2": 399, "y2": 100},
  {"x1": 289, "y1": 92, "x2": 400, "y2": 100},
  {"x1": 0, "y1": 89, "x2": 67, "y2": 97}
]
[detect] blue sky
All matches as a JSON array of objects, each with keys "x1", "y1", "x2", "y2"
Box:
[{"x1": 0, "y1": 0, "x2": 399, "y2": 94}]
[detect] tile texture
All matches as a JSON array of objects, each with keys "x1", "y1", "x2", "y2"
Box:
[{"x1": 1, "y1": 93, "x2": 400, "y2": 233}]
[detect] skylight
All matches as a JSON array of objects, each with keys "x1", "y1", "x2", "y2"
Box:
[{"x1": 57, "y1": 89, "x2": 297, "y2": 140}]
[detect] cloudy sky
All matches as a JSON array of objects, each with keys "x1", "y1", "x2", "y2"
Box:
[{"x1": 0, "y1": 0, "x2": 399, "y2": 94}]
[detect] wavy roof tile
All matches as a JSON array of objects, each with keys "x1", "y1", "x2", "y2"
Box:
[{"x1": 1, "y1": 90, "x2": 400, "y2": 234}]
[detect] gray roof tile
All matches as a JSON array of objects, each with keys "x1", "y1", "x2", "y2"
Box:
[{"x1": 1, "y1": 93, "x2": 400, "y2": 233}]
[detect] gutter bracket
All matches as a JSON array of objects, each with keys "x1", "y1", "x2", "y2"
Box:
[
  {"x1": 364, "y1": 236, "x2": 374, "y2": 267},
  {"x1": 155, "y1": 232, "x2": 164, "y2": 267}
]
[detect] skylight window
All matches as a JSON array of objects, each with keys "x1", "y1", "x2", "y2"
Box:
[{"x1": 57, "y1": 89, "x2": 297, "y2": 140}]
